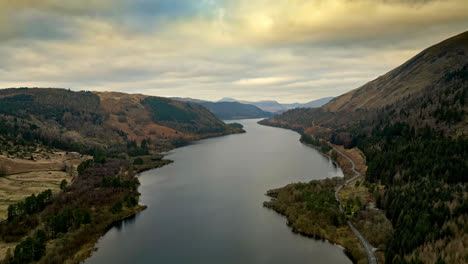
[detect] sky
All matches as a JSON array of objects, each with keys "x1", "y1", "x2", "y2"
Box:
[{"x1": 0, "y1": 0, "x2": 467, "y2": 103}]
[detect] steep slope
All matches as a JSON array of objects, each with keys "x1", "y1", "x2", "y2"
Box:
[
  {"x1": 261, "y1": 31, "x2": 468, "y2": 264},
  {"x1": 324, "y1": 31, "x2": 468, "y2": 112},
  {"x1": 197, "y1": 101, "x2": 273, "y2": 119},
  {"x1": 265, "y1": 31, "x2": 468, "y2": 138}
]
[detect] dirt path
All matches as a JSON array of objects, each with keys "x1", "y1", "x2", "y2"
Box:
[{"x1": 333, "y1": 146, "x2": 377, "y2": 264}]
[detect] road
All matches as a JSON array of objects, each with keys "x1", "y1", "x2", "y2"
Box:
[{"x1": 333, "y1": 146, "x2": 378, "y2": 264}]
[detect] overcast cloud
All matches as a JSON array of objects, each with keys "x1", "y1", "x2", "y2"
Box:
[{"x1": 0, "y1": 0, "x2": 467, "y2": 103}]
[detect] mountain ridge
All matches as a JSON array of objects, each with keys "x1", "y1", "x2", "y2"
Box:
[
  {"x1": 0, "y1": 88, "x2": 243, "y2": 153},
  {"x1": 218, "y1": 97, "x2": 334, "y2": 113},
  {"x1": 260, "y1": 31, "x2": 468, "y2": 263},
  {"x1": 173, "y1": 98, "x2": 273, "y2": 119},
  {"x1": 323, "y1": 31, "x2": 468, "y2": 113}
]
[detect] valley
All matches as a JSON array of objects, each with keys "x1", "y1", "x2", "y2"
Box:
[
  {"x1": 85, "y1": 119, "x2": 351, "y2": 264},
  {"x1": 0, "y1": 15, "x2": 466, "y2": 264}
]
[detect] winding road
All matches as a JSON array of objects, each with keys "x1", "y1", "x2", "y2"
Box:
[{"x1": 333, "y1": 146, "x2": 378, "y2": 264}]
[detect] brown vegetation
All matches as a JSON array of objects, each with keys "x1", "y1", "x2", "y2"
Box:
[{"x1": 323, "y1": 31, "x2": 468, "y2": 114}]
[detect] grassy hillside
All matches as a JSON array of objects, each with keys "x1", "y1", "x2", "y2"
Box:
[
  {"x1": 323, "y1": 31, "x2": 468, "y2": 113},
  {"x1": 260, "y1": 31, "x2": 468, "y2": 263}
]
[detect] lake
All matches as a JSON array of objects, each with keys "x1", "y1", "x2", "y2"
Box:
[{"x1": 86, "y1": 119, "x2": 350, "y2": 264}]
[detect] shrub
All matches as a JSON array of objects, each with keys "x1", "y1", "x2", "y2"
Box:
[
  {"x1": 110, "y1": 200, "x2": 123, "y2": 214},
  {"x1": 331, "y1": 150, "x2": 338, "y2": 161},
  {"x1": 127, "y1": 147, "x2": 149, "y2": 157},
  {"x1": 124, "y1": 194, "x2": 138, "y2": 208},
  {"x1": 133, "y1": 158, "x2": 144, "y2": 165},
  {"x1": 77, "y1": 160, "x2": 92, "y2": 176},
  {"x1": 0, "y1": 164, "x2": 6, "y2": 177},
  {"x1": 60, "y1": 179, "x2": 68, "y2": 191}
]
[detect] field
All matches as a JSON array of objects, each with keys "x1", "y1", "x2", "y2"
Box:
[
  {"x1": 0, "y1": 151, "x2": 88, "y2": 220},
  {"x1": 0, "y1": 150, "x2": 89, "y2": 257}
]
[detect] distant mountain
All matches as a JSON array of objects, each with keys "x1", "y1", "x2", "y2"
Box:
[
  {"x1": 170, "y1": 97, "x2": 209, "y2": 103},
  {"x1": 245, "y1": 100, "x2": 287, "y2": 113},
  {"x1": 302, "y1": 97, "x2": 334, "y2": 108},
  {"x1": 173, "y1": 97, "x2": 273, "y2": 119},
  {"x1": 218, "y1": 97, "x2": 334, "y2": 113},
  {"x1": 218, "y1": 97, "x2": 238, "y2": 102},
  {"x1": 197, "y1": 101, "x2": 273, "y2": 120}
]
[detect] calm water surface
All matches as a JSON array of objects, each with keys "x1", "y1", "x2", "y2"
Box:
[{"x1": 86, "y1": 119, "x2": 350, "y2": 264}]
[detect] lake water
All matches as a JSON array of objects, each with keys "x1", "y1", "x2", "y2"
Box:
[{"x1": 86, "y1": 119, "x2": 350, "y2": 264}]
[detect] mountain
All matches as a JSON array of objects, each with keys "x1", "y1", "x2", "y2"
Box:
[
  {"x1": 324, "y1": 32, "x2": 468, "y2": 113},
  {"x1": 245, "y1": 100, "x2": 288, "y2": 113},
  {"x1": 218, "y1": 97, "x2": 238, "y2": 102},
  {"x1": 196, "y1": 101, "x2": 273, "y2": 120},
  {"x1": 0, "y1": 88, "x2": 243, "y2": 153},
  {"x1": 170, "y1": 97, "x2": 209, "y2": 103},
  {"x1": 218, "y1": 97, "x2": 334, "y2": 113},
  {"x1": 173, "y1": 97, "x2": 273, "y2": 119},
  {"x1": 302, "y1": 97, "x2": 334, "y2": 108},
  {"x1": 261, "y1": 31, "x2": 468, "y2": 263}
]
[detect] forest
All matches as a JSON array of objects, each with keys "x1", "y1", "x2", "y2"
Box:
[
  {"x1": 350, "y1": 123, "x2": 467, "y2": 263},
  {"x1": 260, "y1": 41, "x2": 467, "y2": 262},
  {"x1": 142, "y1": 97, "x2": 228, "y2": 134}
]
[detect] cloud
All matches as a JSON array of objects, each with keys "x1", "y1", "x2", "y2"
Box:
[
  {"x1": 0, "y1": 0, "x2": 467, "y2": 103},
  {"x1": 286, "y1": 77, "x2": 372, "y2": 88},
  {"x1": 233, "y1": 77, "x2": 292, "y2": 86}
]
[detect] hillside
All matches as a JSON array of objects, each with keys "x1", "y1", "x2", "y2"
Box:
[
  {"x1": 324, "y1": 32, "x2": 468, "y2": 113},
  {"x1": 0, "y1": 88, "x2": 242, "y2": 154},
  {"x1": 173, "y1": 97, "x2": 273, "y2": 119},
  {"x1": 264, "y1": 31, "x2": 468, "y2": 139},
  {"x1": 197, "y1": 101, "x2": 273, "y2": 119},
  {"x1": 260, "y1": 31, "x2": 468, "y2": 263},
  {"x1": 0, "y1": 88, "x2": 244, "y2": 263}
]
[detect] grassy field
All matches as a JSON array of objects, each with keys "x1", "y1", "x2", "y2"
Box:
[
  {"x1": 0, "y1": 151, "x2": 89, "y2": 257},
  {"x1": 0, "y1": 151, "x2": 87, "y2": 220}
]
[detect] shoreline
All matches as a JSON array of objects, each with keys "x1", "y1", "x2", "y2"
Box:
[
  {"x1": 264, "y1": 189, "x2": 359, "y2": 264},
  {"x1": 77, "y1": 129, "x2": 244, "y2": 263},
  {"x1": 73, "y1": 205, "x2": 148, "y2": 264},
  {"x1": 260, "y1": 122, "x2": 370, "y2": 263}
]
